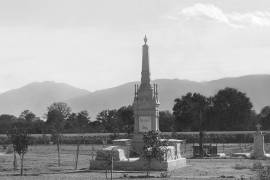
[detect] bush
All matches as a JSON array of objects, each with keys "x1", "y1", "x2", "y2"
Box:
[
  {"x1": 160, "y1": 171, "x2": 172, "y2": 178},
  {"x1": 5, "y1": 144, "x2": 13, "y2": 154},
  {"x1": 253, "y1": 161, "x2": 263, "y2": 170},
  {"x1": 257, "y1": 166, "x2": 270, "y2": 179},
  {"x1": 234, "y1": 163, "x2": 250, "y2": 170}
]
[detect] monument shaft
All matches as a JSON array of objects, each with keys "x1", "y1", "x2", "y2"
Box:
[
  {"x1": 132, "y1": 36, "x2": 160, "y2": 153},
  {"x1": 133, "y1": 36, "x2": 160, "y2": 134}
]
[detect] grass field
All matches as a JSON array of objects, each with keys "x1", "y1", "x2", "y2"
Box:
[{"x1": 0, "y1": 144, "x2": 269, "y2": 179}]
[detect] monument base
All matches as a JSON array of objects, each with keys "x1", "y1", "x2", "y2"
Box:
[
  {"x1": 90, "y1": 137, "x2": 187, "y2": 172},
  {"x1": 250, "y1": 152, "x2": 270, "y2": 160},
  {"x1": 132, "y1": 133, "x2": 144, "y2": 154},
  {"x1": 90, "y1": 157, "x2": 186, "y2": 171}
]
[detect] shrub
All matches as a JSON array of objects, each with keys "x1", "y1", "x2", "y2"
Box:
[
  {"x1": 253, "y1": 161, "x2": 263, "y2": 170},
  {"x1": 257, "y1": 166, "x2": 270, "y2": 179},
  {"x1": 234, "y1": 163, "x2": 250, "y2": 170},
  {"x1": 160, "y1": 171, "x2": 172, "y2": 178}
]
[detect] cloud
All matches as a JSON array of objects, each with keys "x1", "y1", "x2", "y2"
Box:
[
  {"x1": 181, "y1": 4, "x2": 230, "y2": 24},
  {"x1": 171, "y1": 3, "x2": 270, "y2": 28},
  {"x1": 228, "y1": 11, "x2": 270, "y2": 26}
]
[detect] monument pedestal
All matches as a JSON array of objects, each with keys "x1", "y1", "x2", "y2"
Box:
[{"x1": 132, "y1": 133, "x2": 144, "y2": 154}]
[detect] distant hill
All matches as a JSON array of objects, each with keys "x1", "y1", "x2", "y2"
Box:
[
  {"x1": 0, "y1": 81, "x2": 89, "y2": 117},
  {"x1": 68, "y1": 74, "x2": 270, "y2": 118},
  {"x1": 0, "y1": 75, "x2": 270, "y2": 118}
]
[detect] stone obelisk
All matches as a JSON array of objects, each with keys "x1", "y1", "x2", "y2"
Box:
[
  {"x1": 132, "y1": 35, "x2": 160, "y2": 153},
  {"x1": 91, "y1": 36, "x2": 187, "y2": 171}
]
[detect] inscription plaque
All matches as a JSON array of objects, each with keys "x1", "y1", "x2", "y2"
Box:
[{"x1": 139, "y1": 116, "x2": 151, "y2": 132}]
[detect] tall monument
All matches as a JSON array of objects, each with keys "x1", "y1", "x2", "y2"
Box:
[
  {"x1": 132, "y1": 35, "x2": 160, "y2": 152},
  {"x1": 91, "y1": 36, "x2": 186, "y2": 171}
]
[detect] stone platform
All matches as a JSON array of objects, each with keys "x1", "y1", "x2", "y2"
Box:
[
  {"x1": 90, "y1": 157, "x2": 186, "y2": 171},
  {"x1": 90, "y1": 138, "x2": 186, "y2": 171}
]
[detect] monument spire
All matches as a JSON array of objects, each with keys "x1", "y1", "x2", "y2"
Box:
[
  {"x1": 144, "y1": 35, "x2": 147, "y2": 44},
  {"x1": 141, "y1": 35, "x2": 150, "y2": 87}
]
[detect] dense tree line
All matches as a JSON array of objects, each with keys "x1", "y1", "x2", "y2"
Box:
[
  {"x1": 0, "y1": 111, "x2": 45, "y2": 134},
  {"x1": 0, "y1": 104, "x2": 135, "y2": 134},
  {"x1": 1, "y1": 87, "x2": 270, "y2": 133},
  {"x1": 0, "y1": 106, "x2": 174, "y2": 134},
  {"x1": 173, "y1": 87, "x2": 258, "y2": 131}
]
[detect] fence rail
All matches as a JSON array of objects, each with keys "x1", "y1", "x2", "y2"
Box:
[
  {"x1": 0, "y1": 131, "x2": 270, "y2": 137},
  {"x1": 1, "y1": 131, "x2": 270, "y2": 137}
]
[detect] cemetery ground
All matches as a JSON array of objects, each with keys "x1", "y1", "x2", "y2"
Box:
[{"x1": 0, "y1": 144, "x2": 269, "y2": 179}]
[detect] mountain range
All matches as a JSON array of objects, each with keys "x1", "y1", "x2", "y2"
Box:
[{"x1": 0, "y1": 74, "x2": 270, "y2": 119}]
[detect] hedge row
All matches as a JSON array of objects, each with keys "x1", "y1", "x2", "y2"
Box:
[
  {"x1": 0, "y1": 132, "x2": 269, "y2": 145},
  {"x1": 0, "y1": 133, "x2": 132, "y2": 145},
  {"x1": 161, "y1": 133, "x2": 256, "y2": 143}
]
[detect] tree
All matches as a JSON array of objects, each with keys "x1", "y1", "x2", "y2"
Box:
[
  {"x1": 95, "y1": 106, "x2": 134, "y2": 133},
  {"x1": 47, "y1": 102, "x2": 71, "y2": 123},
  {"x1": 173, "y1": 93, "x2": 210, "y2": 157},
  {"x1": 74, "y1": 110, "x2": 90, "y2": 169},
  {"x1": 30, "y1": 119, "x2": 46, "y2": 134},
  {"x1": 117, "y1": 106, "x2": 134, "y2": 133},
  {"x1": 89, "y1": 120, "x2": 104, "y2": 133},
  {"x1": 96, "y1": 110, "x2": 119, "y2": 133},
  {"x1": 7, "y1": 128, "x2": 31, "y2": 176},
  {"x1": 19, "y1": 110, "x2": 36, "y2": 122},
  {"x1": 0, "y1": 115, "x2": 18, "y2": 170},
  {"x1": 64, "y1": 113, "x2": 78, "y2": 133},
  {"x1": 46, "y1": 102, "x2": 71, "y2": 167},
  {"x1": 159, "y1": 111, "x2": 174, "y2": 132},
  {"x1": 211, "y1": 87, "x2": 253, "y2": 131},
  {"x1": 249, "y1": 110, "x2": 259, "y2": 131},
  {"x1": 173, "y1": 93, "x2": 209, "y2": 131},
  {"x1": 0, "y1": 114, "x2": 17, "y2": 134},
  {"x1": 142, "y1": 130, "x2": 168, "y2": 177},
  {"x1": 16, "y1": 110, "x2": 40, "y2": 133},
  {"x1": 77, "y1": 110, "x2": 90, "y2": 132},
  {"x1": 259, "y1": 106, "x2": 270, "y2": 130}
]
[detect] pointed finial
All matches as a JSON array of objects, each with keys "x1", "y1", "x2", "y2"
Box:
[{"x1": 144, "y1": 35, "x2": 147, "y2": 44}]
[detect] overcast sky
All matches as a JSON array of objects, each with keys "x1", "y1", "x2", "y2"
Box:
[{"x1": 1, "y1": 0, "x2": 270, "y2": 93}]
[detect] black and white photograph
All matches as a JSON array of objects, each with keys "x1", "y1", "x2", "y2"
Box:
[{"x1": 1, "y1": 0, "x2": 270, "y2": 179}]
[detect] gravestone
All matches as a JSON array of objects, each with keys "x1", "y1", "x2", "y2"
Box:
[
  {"x1": 232, "y1": 124, "x2": 270, "y2": 159},
  {"x1": 252, "y1": 124, "x2": 267, "y2": 159}
]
